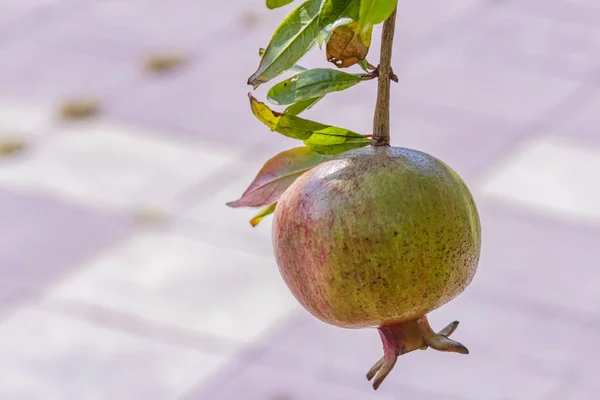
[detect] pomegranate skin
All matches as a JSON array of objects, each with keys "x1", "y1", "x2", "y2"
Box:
[{"x1": 272, "y1": 145, "x2": 481, "y2": 329}]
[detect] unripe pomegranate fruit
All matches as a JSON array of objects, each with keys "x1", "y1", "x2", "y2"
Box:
[{"x1": 272, "y1": 145, "x2": 481, "y2": 389}]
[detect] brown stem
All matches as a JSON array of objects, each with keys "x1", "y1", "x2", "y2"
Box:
[
  {"x1": 366, "y1": 315, "x2": 469, "y2": 390},
  {"x1": 371, "y1": 7, "x2": 398, "y2": 147}
]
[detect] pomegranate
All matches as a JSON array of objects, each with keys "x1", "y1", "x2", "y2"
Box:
[{"x1": 272, "y1": 145, "x2": 481, "y2": 389}]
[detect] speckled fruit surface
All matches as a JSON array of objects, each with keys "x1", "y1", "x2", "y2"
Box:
[{"x1": 272, "y1": 145, "x2": 481, "y2": 329}]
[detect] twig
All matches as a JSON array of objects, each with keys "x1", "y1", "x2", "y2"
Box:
[{"x1": 371, "y1": 7, "x2": 398, "y2": 146}]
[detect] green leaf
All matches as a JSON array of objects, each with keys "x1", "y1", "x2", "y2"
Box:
[
  {"x1": 227, "y1": 147, "x2": 331, "y2": 208},
  {"x1": 248, "y1": 0, "x2": 323, "y2": 86},
  {"x1": 258, "y1": 48, "x2": 307, "y2": 72},
  {"x1": 320, "y1": 0, "x2": 360, "y2": 22},
  {"x1": 250, "y1": 203, "x2": 277, "y2": 226},
  {"x1": 284, "y1": 96, "x2": 324, "y2": 115},
  {"x1": 249, "y1": 94, "x2": 370, "y2": 154},
  {"x1": 267, "y1": 68, "x2": 362, "y2": 105},
  {"x1": 303, "y1": 125, "x2": 370, "y2": 154},
  {"x1": 248, "y1": 0, "x2": 365, "y2": 86},
  {"x1": 258, "y1": 47, "x2": 308, "y2": 72},
  {"x1": 359, "y1": 0, "x2": 397, "y2": 33},
  {"x1": 266, "y1": 0, "x2": 294, "y2": 9},
  {"x1": 358, "y1": 58, "x2": 375, "y2": 72},
  {"x1": 305, "y1": 139, "x2": 371, "y2": 154},
  {"x1": 290, "y1": 65, "x2": 308, "y2": 73}
]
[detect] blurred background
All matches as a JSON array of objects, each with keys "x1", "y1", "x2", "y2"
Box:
[{"x1": 0, "y1": 0, "x2": 599, "y2": 399}]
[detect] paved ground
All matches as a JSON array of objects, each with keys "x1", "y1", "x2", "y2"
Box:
[{"x1": 0, "y1": 0, "x2": 599, "y2": 399}]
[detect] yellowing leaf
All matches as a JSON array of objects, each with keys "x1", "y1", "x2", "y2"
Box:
[
  {"x1": 248, "y1": 94, "x2": 371, "y2": 154},
  {"x1": 250, "y1": 203, "x2": 277, "y2": 226},
  {"x1": 250, "y1": 94, "x2": 284, "y2": 133}
]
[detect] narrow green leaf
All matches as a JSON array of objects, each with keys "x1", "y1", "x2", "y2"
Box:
[
  {"x1": 250, "y1": 203, "x2": 277, "y2": 227},
  {"x1": 248, "y1": 0, "x2": 323, "y2": 86},
  {"x1": 358, "y1": 58, "x2": 375, "y2": 72},
  {"x1": 303, "y1": 125, "x2": 370, "y2": 154},
  {"x1": 266, "y1": 0, "x2": 294, "y2": 9},
  {"x1": 284, "y1": 96, "x2": 324, "y2": 116},
  {"x1": 259, "y1": 48, "x2": 307, "y2": 72},
  {"x1": 290, "y1": 65, "x2": 308, "y2": 73},
  {"x1": 359, "y1": 0, "x2": 397, "y2": 33},
  {"x1": 268, "y1": 68, "x2": 362, "y2": 105},
  {"x1": 249, "y1": 94, "x2": 370, "y2": 155},
  {"x1": 227, "y1": 147, "x2": 331, "y2": 208},
  {"x1": 305, "y1": 139, "x2": 370, "y2": 155},
  {"x1": 249, "y1": 0, "x2": 365, "y2": 86}
]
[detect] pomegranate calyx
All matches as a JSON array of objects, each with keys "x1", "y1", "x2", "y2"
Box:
[{"x1": 366, "y1": 316, "x2": 469, "y2": 390}]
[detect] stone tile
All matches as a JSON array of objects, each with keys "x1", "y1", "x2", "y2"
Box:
[
  {"x1": 0, "y1": 0, "x2": 71, "y2": 27},
  {"x1": 187, "y1": 357, "x2": 402, "y2": 400},
  {"x1": 510, "y1": 0, "x2": 600, "y2": 27},
  {"x1": 469, "y1": 199, "x2": 600, "y2": 317},
  {"x1": 550, "y1": 349, "x2": 600, "y2": 400},
  {"x1": 564, "y1": 362, "x2": 600, "y2": 399},
  {"x1": 309, "y1": 93, "x2": 524, "y2": 181},
  {"x1": 479, "y1": 136, "x2": 600, "y2": 227},
  {"x1": 109, "y1": 28, "x2": 307, "y2": 149},
  {"x1": 0, "y1": 187, "x2": 130, "y2": 298},
  {"x1": 15, "y1": 0, "x2": 292, "y2": 72},
  {"x1": 0, "y1": 3, "x2": 85, "y2": 58},
  {"x1": 181, "y1": 166, "x2": 279, "y2": 240},
  {"x1": 394, "y1": 0, "x2": 481, "y2": 47},
  {"x1": 0, "y1": 99, "x2": 54, "y2": 142},
  {"x1": 106, "y1": 2, "x2": 326, "y2": 150},
  {"x1": 0, "y1": 120, "x2": 238, "y2": 211},
  {"x1": 47, "y1": 229, "x2": 299, "y2": 344},
  {"x1": 554, "y1": 92, "x2": 600, "y2": 143},
  {"x1": 396, "y1": 46, "x2": 579, "y2": 124},
  {"x1": 60, "y1": 0, "x2": 260, "y2": 50},
  {"x1": 21, "y1": 17, "x2": 160, "y2": 63},
  {"x1": 437, "y1": 10, "x2": 600, "y2": 82},
  {"x1": 252, "y1": 294, "x2": 584, "y2": 400},
  {"x1": 249, "y1": 311, "x2": 387, "y2": 377},
  {"x1": 0, "y1": 306, "x2": 229, "y2": 400},
  {"x1": 178, "y1": 102, "x2": 520, "y2": 244},
  {"x1": 0, "y1": 39, "x2": 137, "y2": 105},
  {"x1": 172, "y1": 215, "x2": 275, "y2": 260},
  {"x1": 545, "y1": 310, "x2": 600, "y2": 400},
  {"x1": 0, "y1": 0, "x2": 65, "y2": 15}
]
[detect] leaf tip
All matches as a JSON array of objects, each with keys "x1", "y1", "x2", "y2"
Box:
[
  {"x1": 249, "y1": 217, "x2": 262, "y2": 227},
  {"x1": 248, "y1": 92, "x2": 259, "y2": 106},
  {"x1": 248, "y1": 72, "x2": 266, "y2": 87},
  {"x1": 226, "y1": 200, "x2": 241, "y2": 208},
  {"x1": 247, "y1": 74, "x2": 261, "y2": 86}
]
